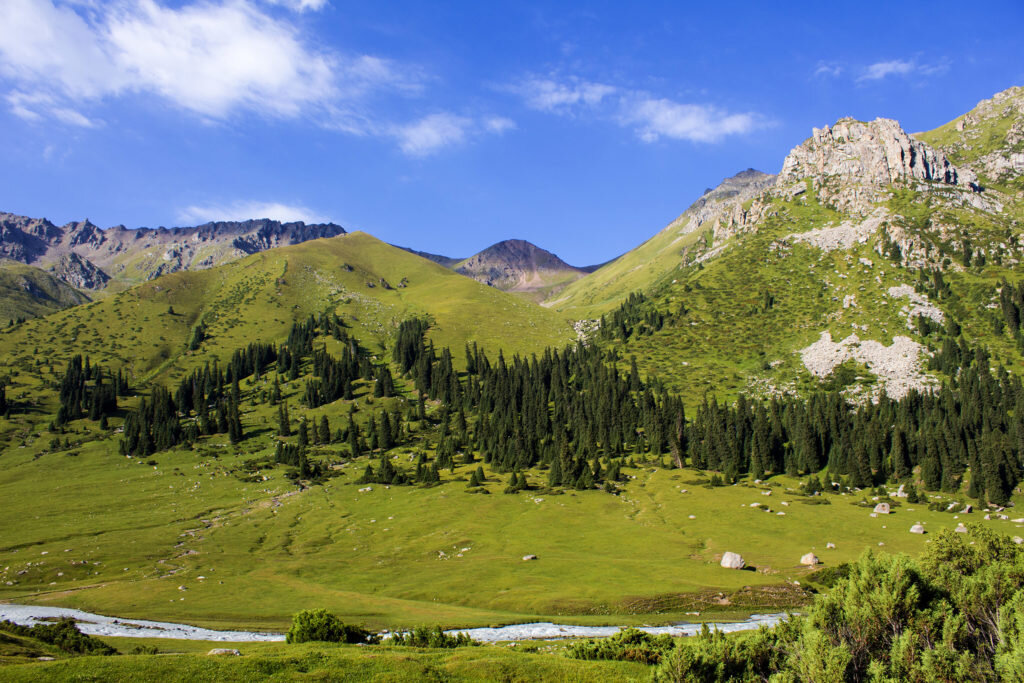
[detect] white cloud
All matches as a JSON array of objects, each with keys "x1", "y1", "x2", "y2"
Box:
[
  {"x1": 392, "y1": 113, "x2": 473, "y2": 156},
  {"x1": 859, "y1": 59, "x2": 916, "y2": 81},
  {"x1": 0, "y1": 0, "x2": 417, "y2": 121},
  {"x1": 6, "y1": 90, "x2": 98, "y2": 126},
  {"x1": 178, "y1": 201, "x2": 329, "y2": 225},
  {"x1": 505, "y1": 75, "x2": 759, "y2": 144},
  {"x1": 814, "y1": 62, "x2": 842, "y2": 78},
  {"x1": 510, "y1": 77, "x2": 616, "y2": 112},
  {"x1": 621, "y1": 98, "x2": 758, "y2": 143},
  {"x1": 484, "y1": 116, "x2": 516, "y2": 134},
  {"x1": 389, "y1": 113, "x2": 515, "y2": 156},
  {"x1": 263, "y1": 0, "x2": 329, "y2": 11}
]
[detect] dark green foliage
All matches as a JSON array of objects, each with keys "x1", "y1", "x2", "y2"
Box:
[
  {"x1": 0, "y1": 619, "x2": 118, "y2": 656},
  {"x1": 285, "y1": 609, "x2": 375, "y2": 644},
  {"x1": 388, "y1": 625, "x2": 476, "y2": 648},
  {"x1": 647, "y1": 527, "x2": 1024, "y2": 682},
  {"x1": 565, "y1": 627, "x2": 673, "y2": 665},
  {"x1": 56, "y1": 355, "x2": 118, "y2": 425},
  {"x1": 596, "y1": 292, "x2": 665, "y2": 341}
]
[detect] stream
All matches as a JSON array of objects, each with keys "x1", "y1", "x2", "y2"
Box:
[{"x1": 0, "y1": 604, "x2": 787, "y2": 643}]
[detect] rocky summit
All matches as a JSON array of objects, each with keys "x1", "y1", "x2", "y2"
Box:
[{"x1": 0, "y1": 212, "x2": 346, "y2": 289}]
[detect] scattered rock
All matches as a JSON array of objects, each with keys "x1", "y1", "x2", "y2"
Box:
[
  {"x1": 799, "y1": 331, "x2": 937, "y2": 400},
  {"x1": 1014, "y1": 537, "x2": 1024, "y2": 545},
  {"x1": 955, "y1": 524, "x2": 968, "y2": 533},
  {"x1": 826, "y1": 542, "x2": 836, "y2": 549},
  {"x1": 720, "y1": 552, "x2": 746, "y2": 569},
  {"x1": 910, "y1": 524, "x2": 926, "y2": 534},
  {"x1": 873, "y1": 503, "x2": 891, "y2": 515},
  {"x1": 208, "y1": 649, "x2": 241, "y2": 656},
  {"x1": 800, "y1": 553, "x2": 820, "y2": 566},
  {"x1": 522, "y1": 555, "x2": 538, "y2": 561}
]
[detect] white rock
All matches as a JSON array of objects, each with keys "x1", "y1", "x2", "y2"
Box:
[
  {"x1": 800, "y1": 553, "x2": 820, "y2": 566},
  {"x1": 208, "y1": 649, "x2": 241, "y2": 656},
  {"x1": 873, "y1": 503, "x2": 890, "y2": 514},
  {"x1": 910, "y1": 524, "x2": 926, "y2": 534},
  {"x1": 826, "y1": 542, "x2": 836, "y2": 549},
  {"x1": 522, "y1": 555, "x2": 538, "y2": 561},
  {"x1": 954, "y1": 524, "x2": 968, "y2": 533},
  {"x1": 720, "y1": 552, "x2": 746, "y2": 569}
]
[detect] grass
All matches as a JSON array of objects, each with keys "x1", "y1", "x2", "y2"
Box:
[
  {"x1": 0, "y1": 260, "x2": 90, "y2": 325},
  {"x1": 0, "y1": 639, "x2": 650, "y2": 682},
  {"x1": 0, "y1": 404, "x2": 1008, "y2": 634}
]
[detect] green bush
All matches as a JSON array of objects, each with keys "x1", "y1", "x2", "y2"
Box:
[
  {"x1": 564, "y1": 627, "x2": 673, "y2": 665},
  {"x1": 0, "y1": 618, "x2": 118, "y2": 656},
  {"x1": 285, "y1": 609, "x2": 376, "y2": 644},
  {"x1": 389, "y1": 625, "x2": 476, "y2": 648}
]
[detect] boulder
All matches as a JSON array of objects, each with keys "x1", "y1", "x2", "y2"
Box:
[
  {"x1": 1014, "y1": 536, "x2": 1023, "y2": 545},
  {"x1": 954, "y1": 523, "x2": 968, "y2": 533},
  {"x1": 826, "y1": 542, "x2": 836, "y2": 549},
  {"x1": 522, "y1": 554, "x2": 538, "y2": 561},
  {"x1": 720, "y1": 552, "x2": 745, "y2": 569},
  {"x1": 873, "y1": 503, "x2": 890, "y2": 515},
  {"x1": 910, "y1": 524, "x2": 926, "y2": 534},
  {"x1": 208, "y1": 649, "x2": 241, "y2": 656},
  {"x1": 800, "y1": 553, "x2": 820, "y2": 566}
]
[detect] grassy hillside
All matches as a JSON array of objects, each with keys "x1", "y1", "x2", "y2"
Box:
[
  {"x1": 0, "y1": 232, "x2": 574, "y2": 393},
  {"x1": 0, "y1": 261, "x2": 90, "y2": 325},
  {"x1": 543, "y1": 212, "x2": 704, "y2": 318}
]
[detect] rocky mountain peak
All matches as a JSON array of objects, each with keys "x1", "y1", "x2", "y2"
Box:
[
  {"x1": 456, "y1": 239, "x2": 585, "y2": 293},
  {"x1": 780, "y1": 117, "x2": 977, "y2": 191}
]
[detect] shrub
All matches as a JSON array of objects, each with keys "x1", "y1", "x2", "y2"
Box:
[
  {"x1": 0, "y1": 618, "x2": 118, "y2": 656},
  {"x1": 564, "y1": 627, "x2": 673, "y2": 665},
  {"x1": 285, "y1": 609, "x2": 376, "y2": 644},
  {"x1": 389, "y1": 625, "x2": 476, "y2": 648}
]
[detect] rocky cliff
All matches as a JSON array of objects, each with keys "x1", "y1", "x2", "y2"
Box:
[{"x1": 0, "y1": 213, "x2": 346, "y2": 287}]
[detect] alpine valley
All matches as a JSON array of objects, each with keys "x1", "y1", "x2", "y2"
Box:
[{"x1": 4, "y1": 86, "x2": 1024, "y2": 681}]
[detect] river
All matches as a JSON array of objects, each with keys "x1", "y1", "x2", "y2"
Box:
[{"x1": 0, "y1": 604, "x2": 787, "y2": 643}]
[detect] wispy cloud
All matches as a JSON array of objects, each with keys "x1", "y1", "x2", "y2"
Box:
[
  {"x1": 262, "y1": 0, "x2": 329, "y2": 12},
  {"x1": 391, "y1": 112, "x2": 515, "y2": 156},
  {"x1": 813, "y1": 61, "x2": 842, "y2": 78},
  {"x1": 619, "y1": 98, "x2": 758, "y2": 143},
  {"x1": 508, "y1": 77, "x2": 616, "y2": 113},
  {"x1": 178, "y1": 201, "x2": 329, "y2": 225},
  {"x1": 859, "y1": 59, "x2": 916, "y2": 81},
  {"x1": 858, "y1": 58, "x2": 949, "y2": 82},
  {"x1": 504, "y1": 75, "x2": 762, "y2": 144}
]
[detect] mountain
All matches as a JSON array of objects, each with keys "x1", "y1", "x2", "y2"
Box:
[
  {"x1": 453, "y1": 239, "x2": 589, "y2": 301},
  {"x1": 0, "y1": 231, "x2": 575, "y2": 383},
  {"x1": 570, "y1": 86, "x2": 1023, "y2": 403},
  {"x1": 396, "y1": 245, "x2": 465, "y2": 269},
  {"x1": 0, "y1": 260, "x2": 90, "y2": 324},
  {"x1": 545, "y1": 168, "x2": 776, "y2": 314},
  {"x1": 0, "y1": 212, "x2": 347, "y2": 289}
]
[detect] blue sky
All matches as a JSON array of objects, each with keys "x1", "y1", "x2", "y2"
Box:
[{"x1": 0, "y1": 1, "x2": 1021, "y2": 266}]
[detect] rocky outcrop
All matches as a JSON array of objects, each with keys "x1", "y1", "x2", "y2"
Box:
[
  {"x1": 780, "y1": 117, "x2": 978, "y2": 193},
  {"x1": 930, "y1": 86, "x2": 1024, "y2": 187},
  {"x1": 800, "y1": 553, "x2": 820, "y2": 566},
  {"x1": 667, "y1": 169, "x2": 777, "y2": 249},
  {"x1": 47, "y1": 253, "x2": 110, "y2": 290}
]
